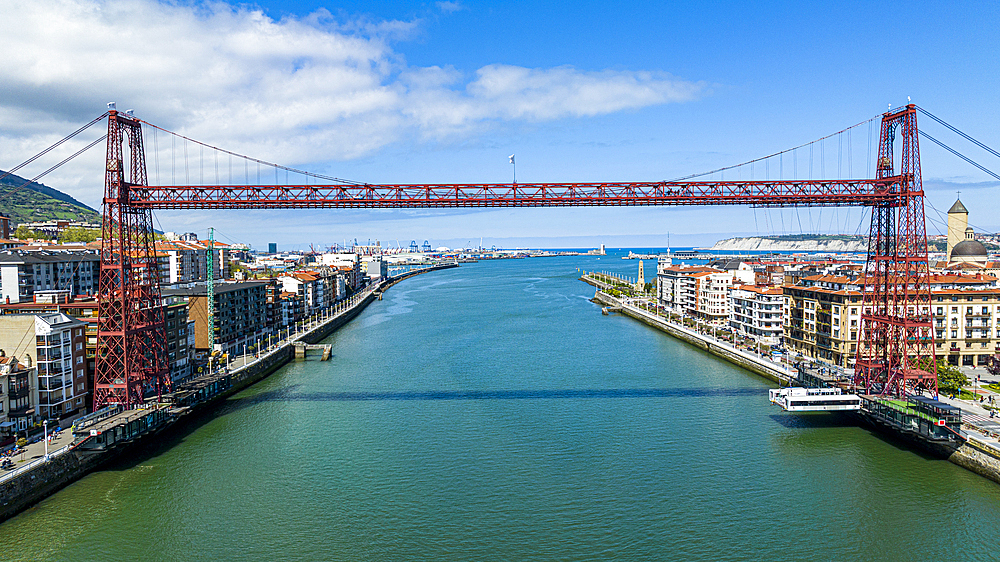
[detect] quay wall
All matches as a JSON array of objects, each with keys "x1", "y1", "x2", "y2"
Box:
[
  {"x1": 588, "y1": 286, "x2": 795, "y2": 385},
  {"x1": 0, "y1": 451, "x2": 101, "y2": 521},
  {"x1": 949, "y1": 436, "x2": 1000, "y2": 485}
]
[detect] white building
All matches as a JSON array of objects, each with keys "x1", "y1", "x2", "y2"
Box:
[
  {"x1": 657, "y1": 264, "x2": 733, "y2": 324},
  {"x1": 320, "y1": 253, "x2": 363, "y2": 289},
  {"x1": 0, "y1": 248, "x2": 99, "y2": 304},
  {"x1": 155, "y1": 240, "x2": 230, "y2": 284},
  {"x1": 361, "y1": 255, "x2": 388, "y2": 282},
  {"x1": 0, "y1": 312, "x2": 88, "y2": 422},
  {"x1": 729, "y1": 285, "x2": 785, "y2": 345}
]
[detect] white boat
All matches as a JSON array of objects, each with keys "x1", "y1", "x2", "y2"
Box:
[{"x1": 768, "y1": 387, "x2": 861, "y2": 412}]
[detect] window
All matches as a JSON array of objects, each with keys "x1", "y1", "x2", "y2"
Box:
[
  {"x1": 937, "y1": 307, "x2": 944, "y2": 315},
  {"x1": 952, "y1": 330, "x2": 958, "y2": 338}
]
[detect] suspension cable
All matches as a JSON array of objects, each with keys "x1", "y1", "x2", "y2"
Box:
[
  {"x1": 0, "y1": 135, "x2": 108, "y2": 202},
  {"x1": 138, "y1": 120, "x2": 364, "y2": 186},
  {"x1": 916, "y1": 105, "x2": 1000, "y2": 160},
  {"x1": 667, "y1": 115, "x2": 881, "y2": 182},
  {"x1": 0, "y1": 112, "x2": 109, "y2": 184},
  {"x1": 921, "y1": 131, "x2": 1000, "y2": 182}
]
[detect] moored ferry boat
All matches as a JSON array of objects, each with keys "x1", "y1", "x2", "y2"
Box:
[{"x1": 769, "y1": 387, "x2": 862, "y2": 412}]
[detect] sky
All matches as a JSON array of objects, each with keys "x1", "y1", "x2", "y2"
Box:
[{"x1": 1, "y1": 0, "x2": 999, "y2": 250}]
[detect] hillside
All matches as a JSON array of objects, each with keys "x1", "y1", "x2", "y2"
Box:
[{"x1": 0, "y1": 170, "x2": 100, "y2": 226}]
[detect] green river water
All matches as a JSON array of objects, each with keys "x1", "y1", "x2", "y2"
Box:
[{"x1": 1, "y1": 253, "x2": 999, "y2": 561}]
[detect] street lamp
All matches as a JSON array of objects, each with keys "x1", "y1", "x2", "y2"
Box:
[{"x1": 43, "y1": 419, "x2": 49, "y2": 460}]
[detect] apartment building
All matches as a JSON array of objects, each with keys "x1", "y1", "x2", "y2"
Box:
[
  {"x1": 361, "y1": 255, "x2": 388, "y2": 282},
  {"x1": 729, "y1": 285, "x2": 785, "y2": 345},
  {"x1": 319, "y1": 253, "x2": 363, "y2": 289},
  {"x1": 0, "y1": 248, "x2": 99, "y2": 304},
  {"x1": 162, "y1": 281, "x2": 267, "y2": 356},
  {"x1": 783, "y1": 275, "x2": 862, "y2": 368},
  {"x1": 164, "y1": 301, "x2": 196, "y2": 383},
  {"x1": 785, "y1": 272, "x2": 1000, "y2": 368},
  {"x1": 656, "y1": 265, "x2": 734, "y2": 324},
  {"x1": 278, "y1": 268, "x2": 345, "y2": 316},
  {"x1": 0, "y1": 355, "x2": 32, "y2": 439},
  {"x1": 0, "y1": 313, "x2": 88, "y2": 421},
  {"x1": 657, "y1": 265, "x2": 714, "y2": 315},
  {"x1": 155, "y1": 240, "x2": 231, "y2": 284}
]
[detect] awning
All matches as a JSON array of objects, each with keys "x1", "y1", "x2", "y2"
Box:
[{"x1": 0, "y1": 421, "x2": 16, "y2": 428}]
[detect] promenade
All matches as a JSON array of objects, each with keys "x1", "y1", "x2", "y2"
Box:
[{"x1": 582, "y1": 273, "x2": 796, "y2": 384}]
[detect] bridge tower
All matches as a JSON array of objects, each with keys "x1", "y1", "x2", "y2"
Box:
[
  {"x1": 93, "y1": 108, "x2": 169, "y2": 408},
  {"x1": 854, "y1": 104, "x2": 937, "y2": 396}
]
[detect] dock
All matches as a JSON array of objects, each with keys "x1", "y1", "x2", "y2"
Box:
[{"x1": 294, "y1": 342, "x2": 332, "y2": 360}]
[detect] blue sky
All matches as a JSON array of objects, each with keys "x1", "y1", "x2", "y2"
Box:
[{"x1": 1, "y1": 0, "x2": 998, "y2": 249}]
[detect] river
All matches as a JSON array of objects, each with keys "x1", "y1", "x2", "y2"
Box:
[{"x1": 1, "y1": 253, "x2": 998, "y2": 561}]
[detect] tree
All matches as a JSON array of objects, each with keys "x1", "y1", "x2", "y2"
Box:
[
  {"x1": 58, "y1": 227, "x2": 99, "y2": 243},
  {"x1": 935, "y1": 360, "x2": 969, "y2": 395},
  {"x1": 14, "y1": 225, "x2": 46, "y2": 240}
]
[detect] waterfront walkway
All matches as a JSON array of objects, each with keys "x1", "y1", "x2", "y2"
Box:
[
  {"x1": 0, "y1": 428, "x2": 75, "y2": 485},
  {"x1": 582, "y1": 274, "x2": 796, "y2": 383}
]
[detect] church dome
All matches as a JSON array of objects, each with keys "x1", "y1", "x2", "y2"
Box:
[{"x1": 951, "y1": 239, "x2": 988, "y2": 258}]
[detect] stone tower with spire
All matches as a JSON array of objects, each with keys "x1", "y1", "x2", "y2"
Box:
[
  {"x1": 636, "y1": 260, "x2": 645, "y2": 292},
  {"x1": 947, "y1": 196, "x2": 969, "y2": 261}
]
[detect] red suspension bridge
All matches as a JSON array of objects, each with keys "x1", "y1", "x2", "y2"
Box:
[{"x1": 5, "y1": 104, "x2": 955, "y2": 408}]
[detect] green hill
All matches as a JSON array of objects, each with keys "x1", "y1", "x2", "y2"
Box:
[{"x1": 0, "y1": 170, "x2": 100, "y2": 226}]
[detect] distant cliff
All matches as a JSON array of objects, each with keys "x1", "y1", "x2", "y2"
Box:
[{"x1": 708, "y1": 236, "x2": 867, "y2": 252}]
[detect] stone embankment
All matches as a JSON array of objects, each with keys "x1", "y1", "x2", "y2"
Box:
[
  {"x1": 0, "y1": 263, "x2": 458, "y2": 522},
  {"x1": 583, "y1": 276, "x2": 795, "y2": 384},
  {"x1": 949, "y1": 433, "x2": 1000, "y2": 484}
]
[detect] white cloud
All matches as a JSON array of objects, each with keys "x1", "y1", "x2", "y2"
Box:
[
  {"x1": 0, "y1": 0, "x2": 705, "y2": 205},
  {"x1": 436, "y1": 1, "x2": 465, "y2": 14}
]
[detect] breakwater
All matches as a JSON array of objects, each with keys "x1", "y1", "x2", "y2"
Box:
[{"x1": 0, "y1": 264, "x2": 457, "y2": 522}]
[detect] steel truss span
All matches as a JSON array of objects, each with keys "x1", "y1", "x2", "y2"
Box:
[
  {"x1": 94, "y1": 104, "x2": 936, "y2": 409},
  {"x1": 129, "y1": 180, "x2": 901, "y2": 209}
]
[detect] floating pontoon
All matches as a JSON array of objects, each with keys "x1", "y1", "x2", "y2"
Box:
[{"x1": 769, "y1": 387, "x2": 862, "y2": 412}]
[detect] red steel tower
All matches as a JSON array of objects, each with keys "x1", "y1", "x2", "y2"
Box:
[
  {"x1": 93, "y1": 110, "x2": 169, "y2": 407},
  {"x1": 854, "y1": 105, "x2": 937, "y2": 396}
]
